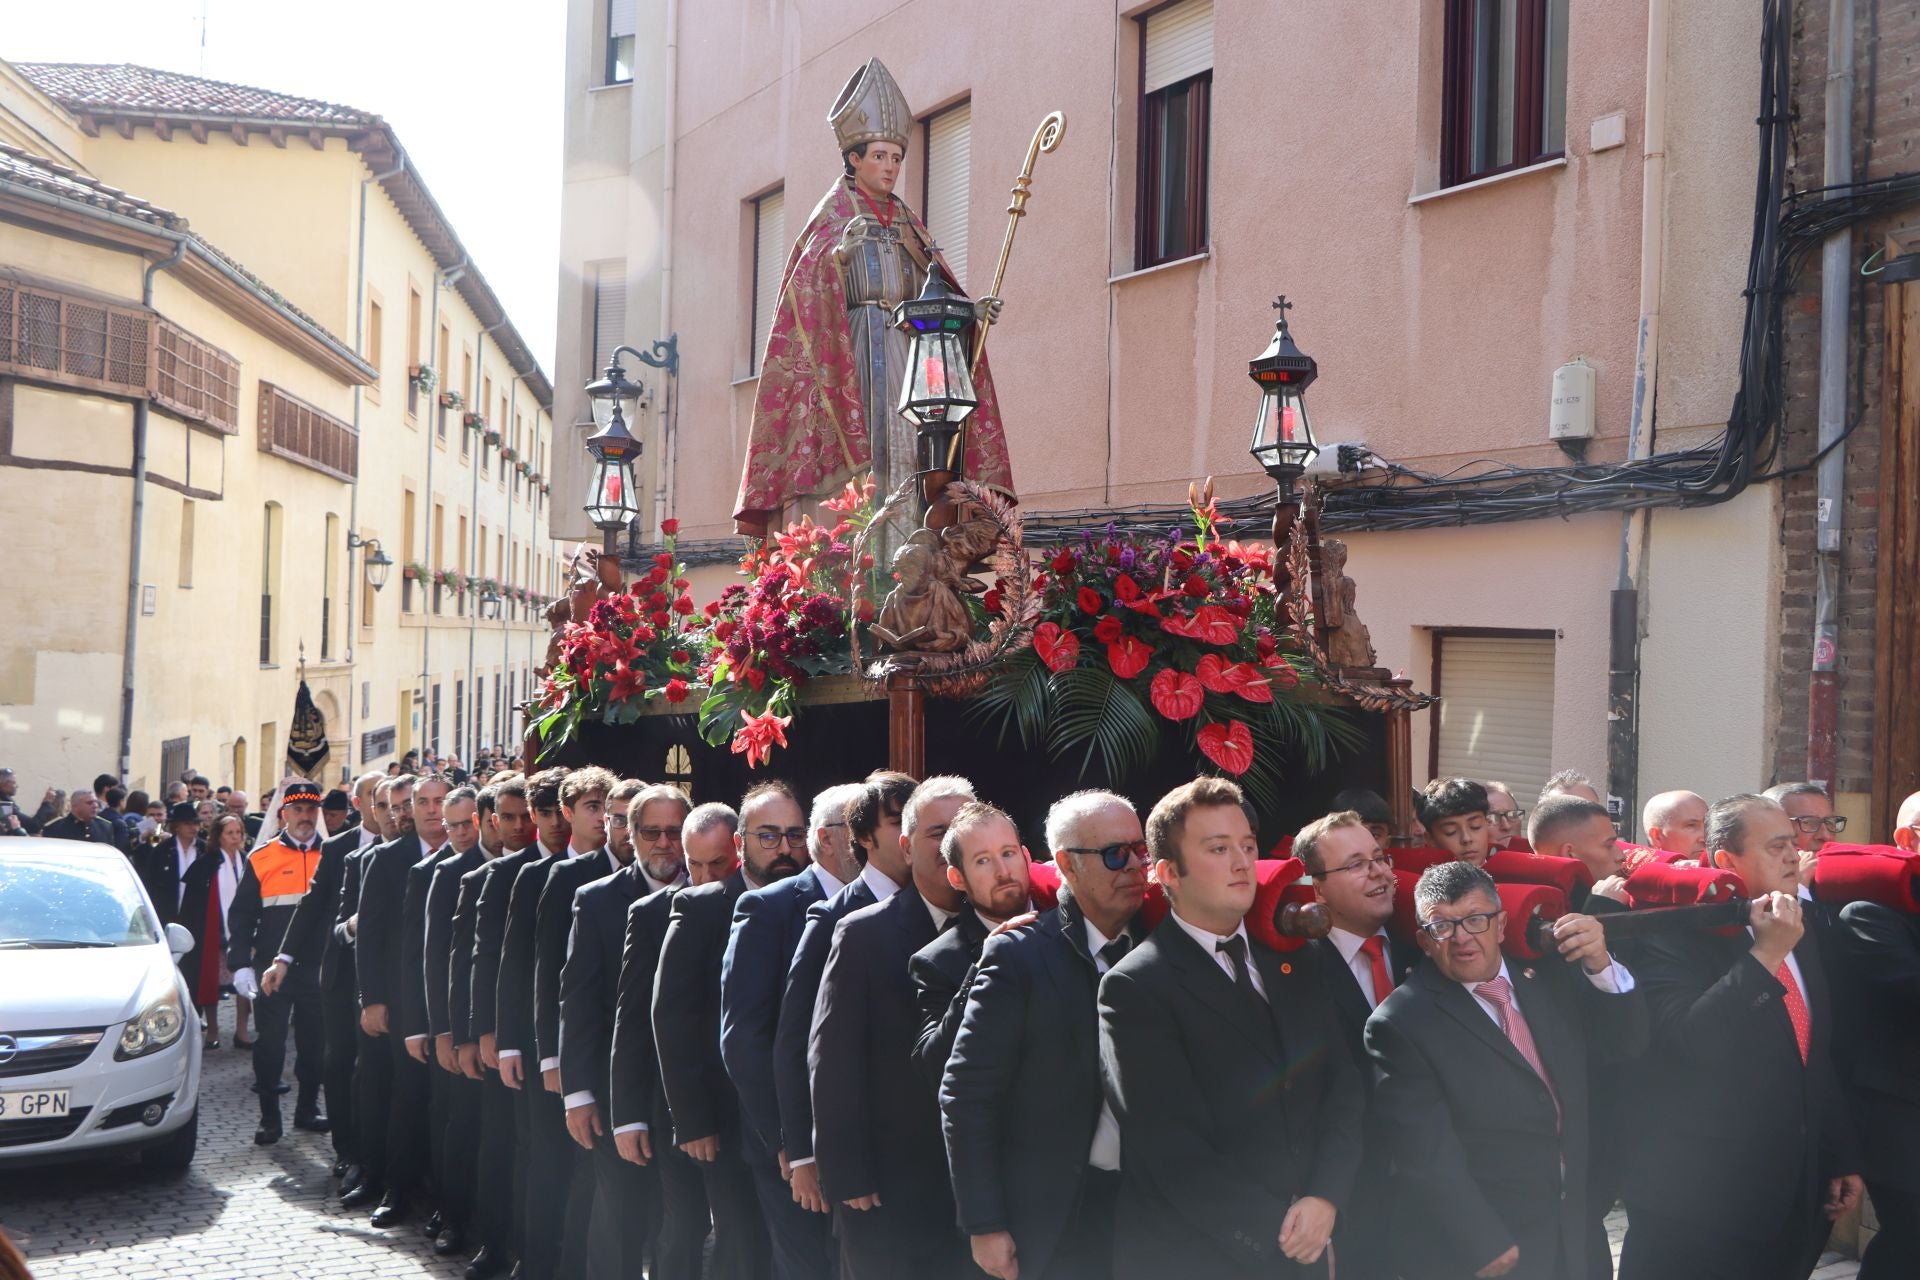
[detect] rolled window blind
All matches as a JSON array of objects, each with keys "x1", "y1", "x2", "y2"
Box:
[
  {"x1": 1144, "y1": 0, "x2": 1214, "y2": 93},
  {"x1": 923, "y1": 103, "x2": 971, "y2": 289},
  {"x1": 1433, "y1": 633, "x2": 1557, "y2": 807},
  {"x1": 608, "y1": 0, "x2": 637, "y2": 38},
  {"x1": 752, "y1": 189, "x2": 786, "y2": 373},
  {"x1": 591, "y1": 259, "x2": 625, "y2": 376}
]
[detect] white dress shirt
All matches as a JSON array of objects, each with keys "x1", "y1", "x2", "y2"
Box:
[
  {"x1": 1747, "y1": 885, "x2": 1811, "y2": 992},
  {"x1": 812, "y1": 862, "x2": 845, "y2": 897},
  {"x1": 925, "y1": 895, "x2": 957, "y2": 934},
  {"x1": 1327, "y1": 925, "x2": 1393, "y2": 1010},
  {"x1": 1458, "y1": 956, "x2": 1634, "y2": 1029},
  {"x1": 859, "y1": 861, "x2": 903, "y2": 904},
  {"x1": 496, "y1": 840, "x2": 570, "y2": 1067},
  {"x1": 538, "y1": 846, "x2": 592, "y2": 1071},
  {"x1": 174, "y1": 839, "x2": 198, "y2": 911},
  {"x1": 1169, "y1": 911, "x2": 1267, "y2": 999},
  {"x1": 1084, "y1": 918, "x2": 1128, "y2": 1171}
]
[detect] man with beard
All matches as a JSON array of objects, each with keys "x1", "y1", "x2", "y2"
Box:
[
  {"x1": 655, "y1": 783, "x2": 810, "y2": 1279},
  {"x1": 909, "y1": 801, "x2": 1033, "y2": 1090},
  {"x1": 774, "y1": 772, "x2": 916, "y2": 1225},
  {"x1": 225, "y1": 780, "x2": 329, "y2": 1144},
  {"x1": 721, "y1": 781, "x2": 862, "y2": 1280},
  {"x1": 266, "y1": 769, "x2": 385, "y2": 1186},
  {"x1": 495, "y1": 768, "x2": 574, "y2": 1275},
  {"x1": 422, "y1": 788, "x2": 487, "y2": 1258},
  {"x1": 942, "y1": 790, "x2": 1150, "y2": 1280},
  {"x1": 563, "y1": 783, "x2": 691, "y2": 1276},
  {"x1": 611, "y1": 793, "x2": 713, "y2": 1280},
  {"x1": 529, "y1": 766, "x2": 622, "y2": 1276},
  {"x1": 811, "y1": 775, "x2": 975, "y2": 1279}
]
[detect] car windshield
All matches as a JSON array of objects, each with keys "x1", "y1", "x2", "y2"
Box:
[{"x1": 0, "y1": 853, "x2": 158, "y2": 948}]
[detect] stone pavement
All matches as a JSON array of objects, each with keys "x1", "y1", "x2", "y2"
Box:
[{"x1": 0, "y1": 1000, "x2": 464, "y2": 1280}]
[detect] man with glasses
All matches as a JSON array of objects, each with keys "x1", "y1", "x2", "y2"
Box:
[
  {"x1": 721, "y1": 781, "x2": 860, "y2": 1280},
  {"x1": 1894, "y1": 790, "x2": 1920, "y2": 852},
  {"x1": 942, "y1": 790, "x2": 1149, "y2": 1280},
  {"x1": 1764, "y1": 782, "x2": 1846, "y2": 877},
  {"x1": 1484, "y1": 782, "x2": 1527, "y2": 852},
  {"x1": 421, "y1": 787, "x2": 488, "y2": 1258},
  {"x1": 1299, "y1": 810, "x2": 1413, "y2": 1280},
  {"x1": 1367, "y1": 860, "x2": 1643, "y2": 1280}
]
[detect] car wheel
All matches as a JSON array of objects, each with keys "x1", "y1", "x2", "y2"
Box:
[{"x1": 141, "y1": 1112, "x2": 198, "y2": 1173}]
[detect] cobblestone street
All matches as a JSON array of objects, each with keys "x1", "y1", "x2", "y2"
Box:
[{"x1": 0, "y1": 1002, "x2": 463, "y2": 1280}]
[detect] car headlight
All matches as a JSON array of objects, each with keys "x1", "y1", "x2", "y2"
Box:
[{"x1": 115, "y1": 989, "x2": 187, "y2": 1060}]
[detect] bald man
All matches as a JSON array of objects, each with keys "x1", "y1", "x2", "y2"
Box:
[
  {"x1": 1892, "y1": 791, "x2": 1920, "y2": 852},
  {"x1": 1642, "y1": 791, "x2": 1708, "y2": 859}
]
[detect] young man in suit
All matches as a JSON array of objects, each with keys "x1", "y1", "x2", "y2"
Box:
[
  {"x1": 1618, "y1": 794, "x2": 1863, "y2": 1280},
  {"x1": 942, "y1": 790, "x2": 1149, "y2": 1280},
  {"x1": 333, "y1": 780, "x2": 401, "y2": 1209},
  {"x1": 421, "y1": 787, "x2": 487, "y2": 1258},
  {"x1": 390, "y1": 775, "x2": 455, "y2": 1231},
  {"x1": 811, "y1": 775, "x2": 975, "y2": 1279},
  {"x1": 1365, "y1": 860, "x2": 1646, "y2": 1280},
  {"x1": 773, "y1": 772, "x2": 916, "y2": 1226},
  {"x1": 1297, "y1": 810, "x2": 1415, "y2": 1280},
  {"x1": 908, "y1": 801, "x2": 1034, "y2": 1092},
  {"x1": 1098, "y1": 776, "x2": 1362, "y2": 1280},
  {"x1": 721, "y1": 781, "x2": 863, "y2": 1280},
  {"x1": 610, "y1": 795, "x2": 715, "y2": 1280},
  {"x1": 562, "y1": 783, "x2": 691, "y2": 1278},
  {"x1": 656, "y1": 791, "x2": 781, "y2": 1280}
]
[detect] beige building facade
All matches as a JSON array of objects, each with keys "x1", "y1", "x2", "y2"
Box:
[
  {"x1": 557, "y1": 0, "x2": 1775, "y2": 824},
  {"x1": 1, "y1": 60, "x2": 565, "y2": 796}
]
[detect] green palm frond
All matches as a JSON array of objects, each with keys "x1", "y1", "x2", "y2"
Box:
[
  {"x1": 1045, "y1": 665, "x2": 1161, "y2": 782},
  {"x1": 966, "y1": 649, "x2": 1053, "y2": 750}
]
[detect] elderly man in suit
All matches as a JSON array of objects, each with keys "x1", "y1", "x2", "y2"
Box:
[
  {"x1": 1098, "y1": 776, "x2": 1362, "y2": 1280},
  {"x1": 942, "y1": 790, "x2": 1149, "y2": 1280},
  {"x1": 1618, "y1": 793, "x2": 1862, "y2": 1280},
  {"x1": 1366, "y1": 860, "x2": 1646, "y2": 1280},
  {"x1": 720, "y1": 781, "x2": 864, "y2": 1280}
]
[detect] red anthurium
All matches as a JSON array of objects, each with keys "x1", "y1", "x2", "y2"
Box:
[
  {"x1": 1093, "y1": 614, "x2": 1124, "y2": 645},
  {"x1": 1033, "y1": 622, "x2": 1080, "y2": 673},
  {"x1": 1077, "y1": 587, "x2": 1104, "y2": 615},
  {"x1": 1229, "y1": 663, "x2": 1274, "y2": 703},
  {"x1": 1267, "y1": 657, "x2": 1302, "y2": 688},
  {"x1": 1195, "y1": 653, "x2": 1235, "y2": 694},
  {"x1": 1196, "y1": 720, "x2": 1255, "y2": 775},
  {"x1": 1162, "y1": 605, "x2": 1239, "y2": 646},
  {"x1": 1106, "y1": 636, "x2": 1152, "y2": 680},
  {"x1": 1149, "y1": 669, "x2": 1205, "y2": 721}
]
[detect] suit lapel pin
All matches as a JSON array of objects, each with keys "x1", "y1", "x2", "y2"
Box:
[
  {"x1": 1279, "y1": 962, "x2": 1292, "y2": 975},
  {"x1": 1522, "y1": 968, "x2": 1536, "y2": 981}
]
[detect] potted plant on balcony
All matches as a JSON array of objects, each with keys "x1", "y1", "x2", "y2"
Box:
[
  {"x1": 463, "y1": 411, "x2": 487, "y2": 432},
  {"x1": 438, "y1": 389, "x2": 465, "y2": 411},
  {"x1": 501, "y1": 445, "x2": 518, "y2": 463},
  {"x1": 409, "y1": 364, "x2": 436, "y2": 393},
  {"x1": 403, "y1": 561, "x2": 427, "y2": 582}
]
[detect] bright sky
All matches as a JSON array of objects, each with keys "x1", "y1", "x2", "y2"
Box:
[{"x1": 5, "y1": 0, "x2": 564, "y2": 367}]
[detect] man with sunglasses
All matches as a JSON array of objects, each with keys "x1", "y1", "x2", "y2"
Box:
[
  {"x1": 1368, "y1": 861, "x2": 1644, "y2": 1280},
  {"x1": 1298, "y1": 811, "x2": 1415, "y2": 1280},
  {"x1": 1764, "y1": 782, "x2": 1846, "y2": 879},
  {"x1": 720, "y1": 780, "x2": 859, "y2": 1280},
  {"x1": 942, "y1": 790, "x2": 1149, "y2": 1280}
]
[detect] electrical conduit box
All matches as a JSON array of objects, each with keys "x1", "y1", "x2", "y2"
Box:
[{"x1": 1549, "y1": 358, "x2": 1595, "y2": 441}]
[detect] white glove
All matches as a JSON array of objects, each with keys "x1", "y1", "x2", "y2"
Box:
[{"x1": 233, "y1": 967, "x2": 260, "y2": 1000}]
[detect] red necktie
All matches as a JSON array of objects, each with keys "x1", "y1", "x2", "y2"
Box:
[
  {"x1": 1775, "y1": 962, "x2": 1811, "y2": 1063},
  {"x1": 1474, "y1": 976, "x2": 1560, "y2": 1126},
  {"x1": 1358, "y1": 935, "x2": 1394, "y2": 1006}
]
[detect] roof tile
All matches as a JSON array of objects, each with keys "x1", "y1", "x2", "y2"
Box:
[{"x1": 16, "y1": 63, "x2": 375, "y2": 127}]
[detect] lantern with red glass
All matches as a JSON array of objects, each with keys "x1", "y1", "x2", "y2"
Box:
[
  {"x1": 1248, "y1": 295, "x2": 1320, "y2": 485},
  {"x1": 892, "y1": 263, "x2": 979, "y2": 508},
  {"x1": 583, "y1": 360, "x2": 647, "y2": 553}
]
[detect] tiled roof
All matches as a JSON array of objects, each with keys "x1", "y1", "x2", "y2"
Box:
[
  {"x1": 0, "y1": 139, "x2": 181, "y2": 226},
  {"x1": 15, "y1": 63, "x2": 375, "y2": 126}
]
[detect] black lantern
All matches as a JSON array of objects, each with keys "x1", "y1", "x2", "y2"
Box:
[
  {"x1": 892, "y1": 263, "x2": 978, "y2": 475},
  {"x1": 349, "y1": 533, "x2": 393, "y2": 592},
  {"x1": 584, "y1": 358, "x2": 647, "y2": 434},
  {"x1": 479, "y1": 587, "x2": 502, "y2": 621},
  {"x1": 583, "y1": 405, "x2": 641, "y2": 551},
  {"x1": 1247, "y1": 295, "x2": 1320, "y2": 484}
]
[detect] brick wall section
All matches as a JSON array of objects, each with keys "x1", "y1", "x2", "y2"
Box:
[{"x1": 1771, "y1": 0, "x2": 1919, "y2": 792}]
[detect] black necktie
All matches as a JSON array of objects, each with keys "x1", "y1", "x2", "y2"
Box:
[
  {"x1": 1217, "y1": 935, "x2": 1267, "y2": 1011},
  {"x1": 1097, "y1": 935, "x2": 1132, "y2": 970}
]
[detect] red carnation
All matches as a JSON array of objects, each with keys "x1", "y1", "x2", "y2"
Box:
[
  {"x1": 651, "y1": 610, "x2": 672, "y2": 629},
  {"x1": 672, "y1": 649, "x2": 691, "y2": 665},
  {"x1": 714, "y1": 620, "x2": 737, "y2": 641},
  {"x1": 673, "y1": 595, "x2": 695, "y2": 615},
  {"x1": 1077, "y1": 587, "x2": 1103, "y2": 615},
  {"x1": 1050, "y1": 549, "x2": 1077, "y2": 574},
  {"x1": 704, "y1": 600, "x2": 723, "y2": 619},
  {"x1": 664, "y1": 677, "x2": 690, "y2": 703},
  {"x1": 653, "y1": 553, "x2": 673, "y2": 569},
  {"x1": 1093, "y1": 614, "x2": 1124, "y2": 645},
  {"x1": 1183, "y1": 574, "x2": 1210, "y2": 598}
]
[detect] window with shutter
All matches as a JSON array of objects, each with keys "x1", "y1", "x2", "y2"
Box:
[
  {"x1": 607, "y1": 0, "x2": 638, "y2": 84},
  {"x1": 591, "y1": 259, "x2": 626, "y2": 377},
  {"x1": 1137, "y1": 0, "x2": 1213, "y2": 268},
  {"x1": 923, "y1": 102, "x2": 971, "y2": 289},
  {"x1": 751, "y1": 190, "x2": 785, "y2": 374},
  {"x1": 1431, "y1": 632, "x2": 1557, "y2": 807}
]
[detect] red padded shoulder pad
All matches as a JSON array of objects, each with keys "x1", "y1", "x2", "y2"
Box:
[
  {"x1": 1135, "y1": 857, "x2": 1314, "y2": 951},
  {"x1": 1623, "y1": 861, "x2": 1745, "y2": 908},
  {"x1": 1485, "y1": 850, "x2": 1593, "y2": 897},
  {"x1": 1808, "y1": 845, "x2": 1920, "y2": 914}
]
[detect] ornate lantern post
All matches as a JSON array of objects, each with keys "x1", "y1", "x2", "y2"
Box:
[
  {"x1": 892, "y1": 263, "x2": 979, "y2": 526},
  {"x1": 1247, "y1": 295, "x2": 1321, "y2": 562},
  {"x1": 582, "y1": 356, "x2": 649, "y2": 555}
]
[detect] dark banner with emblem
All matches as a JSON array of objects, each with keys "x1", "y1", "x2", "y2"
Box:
[{"x1": 287, "y1": 680, "x2": 330, "y2": 777}]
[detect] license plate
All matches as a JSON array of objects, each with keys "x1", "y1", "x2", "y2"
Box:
[{"x1": 0, "y1": 1089, "x2": 70, "y2": 1119}]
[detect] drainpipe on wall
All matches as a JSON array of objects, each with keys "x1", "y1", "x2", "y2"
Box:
[
  {"x1": 116, "y1": 238, "x2": 190, "y2": 786},
  {"x1": 655, "y1": 0, "x2": 681, "y2": 529},
  {"x1": 1608, "y1": 0, "x2": 1670, "y2": 835},
  {"x1": 422, "y1": 257, "x2": 468, "y2": 754},
  {"x1": 468, "y1": 321, "x2": 506, "y2": 764},
  {"x1": 345, "y1": 153, "x2": 409, "y2": 780},
  {"x1": 1808, "y1": 0, "x2": 1855, "y2": 795},
  {"x1": 502, "y1": 379, "x2": 517, "y2": 752}
]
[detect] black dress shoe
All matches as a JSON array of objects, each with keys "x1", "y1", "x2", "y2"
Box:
[
  {"x1": 464, "y1": 1245, "x2": 508, "y2": 1279},
  {"x1": 203, "y1": 1038, "x2": 219, "y2": 1050},
  {"x1": 337, "y1": 1167, "x2": 364, "y2": 1199},
  {"x1": 293, "y1": 1111, "x2": 331, "y2": 1133},
  {"x1": 425, "y1": 1210, "x2": 444, "y2": 1238},
  {"x1": 339, "y1": 1180, "x2": 383, "y2": 1210},
  {"x1": 369, "y1": 1196, "x2": 411, "y2": 1228},
  {"x1": 254, "y1": 1118, "x2": 282, "y2": 1146},
  {"x1": 433, "y1": 1228, "x2": 467, "y2": 1256},
  {"x1": 249, "y1": 1081, "x2": 293, "y2": 1096}
]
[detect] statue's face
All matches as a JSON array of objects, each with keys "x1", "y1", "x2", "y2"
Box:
[{"x1": 849, "y1": 142, "x2": 903, "y2": 198}]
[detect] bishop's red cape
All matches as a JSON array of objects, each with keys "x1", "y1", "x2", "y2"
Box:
[{"x1": 733, "y1": 177, "x2": 1016, "y2": 537}]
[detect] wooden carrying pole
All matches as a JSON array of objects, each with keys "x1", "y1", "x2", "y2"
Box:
[{"x1": 968, "y1": 110, "x2": 1066, "y2": 377}]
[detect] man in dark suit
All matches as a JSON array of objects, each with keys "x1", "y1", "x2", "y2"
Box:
[
  {"x1": 1365, "y1": 860, "x2": 1647, "y2": 1280},
  {"x1": 353, "y1": 773, "x2": 432, "y2": 1227},
  {"x1": 811, "y1": 775, "x2": 977, "y2": 1279},
  {"x1": 44, "y1": 784, "x2": 128, "y2": 851},
  {"x1": 466, "y1": 772, "x2": 543, "y2": 1279},
  {"x1": 564, "y1": 783, "x2": 692, "y2": 1277},
  {"x1": 333, "y1": 779, "x2": 401, "y2": 1209},
  {"x1": 1828, "y1": 892, "x2": 1920, "y2": 1279},
  {"x1": 495, "y1": 767, "x2": 573, "y2": 1279},
  {"x1": 909, "y1": 801, "x2": 1036, "y2": 1092},
  {"x1": 1098, "y1": 776, "x2": 1363, "y2": 1280},
  {"x1": 943, "y1": 790, "x2": 1148, "y2": 1280},
  {"x1": 395, "y1": 775, "x2": 457, "y2": 1238},
  {"x1": 656, "y1": 794, "x2": 768, "y2": 1274},
  {"x1": 1296, "y1": 810, "x2": 1416, "y2": 1280},
  {"x1": 422, "y1": 786, "x2": 487, "y2": 1258},
  {"x1": 773, "y1": 772, "x2": 916, "y2": 1227},
  {"x1": 610, "y1": 792, "x2": 713, "y2": 1280},
  {"x1": 141, "y1": 803, "x2": 209, "y2": 927},
  {"x1": 721, "y1": 781, "x2": 862, "y2": 1280},
  {"x1": 1618, "y1": 793, "x2": 1863, "y2": 1280},
  {"x1": 533, "y1": 767, "x2": 622, "y2": 1276}
]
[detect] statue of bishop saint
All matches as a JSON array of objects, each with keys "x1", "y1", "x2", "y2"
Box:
[{"x1": 733, "y1": 58, "x2": 1015, "y2": 539}]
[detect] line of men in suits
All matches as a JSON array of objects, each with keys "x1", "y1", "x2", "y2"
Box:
[{"x1": 245, "y1": 757, "x2": 1918, "y2": 1280}]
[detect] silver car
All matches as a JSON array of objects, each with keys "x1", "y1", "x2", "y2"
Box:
[{"x1": 0, "y1": 839, "x2": 201, "y2": 1169}]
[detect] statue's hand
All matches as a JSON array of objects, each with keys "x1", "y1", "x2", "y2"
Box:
[{"x1": 973, "y1": 296, "x2": 1004, "y2": 326}]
